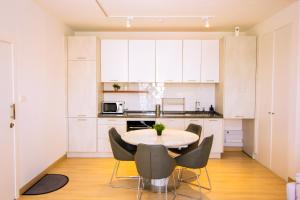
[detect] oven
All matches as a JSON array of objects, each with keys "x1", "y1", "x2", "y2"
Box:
[{"x1": 127, "y1": 120, "x2": 156, "y2": 132}]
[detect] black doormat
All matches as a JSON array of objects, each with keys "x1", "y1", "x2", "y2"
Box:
[{"x1": 23, "y1": 174, "x2": 69, "y2": 195}]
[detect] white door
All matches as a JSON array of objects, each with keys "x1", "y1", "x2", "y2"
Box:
[
  {"x1": 68, "y1": 118, "x2": 97, "y2": 152},
  {"x1": 256, "y1": 33, "x2": 274, "y2": 168},
  {"x1": 101, "y1": 40, "x2": 128, "y2": 82},
  {"x1": 182, "y1": 40, "x2": 202, "y2": 82},
  {"x1": 271, "y1": 25, "x2": 293, "y2": 179},
  {"x1": 68, "y1": 61, "x2": 97, "y2": 117},
  {"x1": 129, "y1": 40, "x2": 156, "y2": 82},
  {"x1": 0, "y1": 41, "x2": 15, "y2": 200},
  {"x1": 201, "y1": 40, "x2": 219, "y2": 83},
  {"x1": 203, "y1": 119, "x2": 223, "y2": 154},
  {"x1": 156, "y1": 40, "x2": 182, "y2": 82}
]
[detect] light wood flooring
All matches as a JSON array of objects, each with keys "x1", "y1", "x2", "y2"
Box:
[{"x1": 19, "y1": 152, "x2": 286, "y2": 200}]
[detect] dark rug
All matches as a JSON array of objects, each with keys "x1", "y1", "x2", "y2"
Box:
[{"x1": 23, "y1": 174, "x2": 69, "y2": 195}]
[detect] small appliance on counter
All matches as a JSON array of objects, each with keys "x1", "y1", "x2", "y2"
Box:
[{"x1": 101, "y1": 101, "x2": 125, "y2": 114}]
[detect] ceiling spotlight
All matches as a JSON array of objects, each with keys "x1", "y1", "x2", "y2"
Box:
[
  {"x1": 202, "y1": 16, "x2": 212, "y2": 28},
  {"x1": 126, "y1": 16, "x2": 133, "y2": 28}
]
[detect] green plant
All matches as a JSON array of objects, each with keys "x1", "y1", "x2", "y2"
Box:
[
  {"x1": 153, "y1": 123, "x2": 165, "y2": 136},
  {"x1": 112, "y1": 83, "x2": 121, "y2": 91}
]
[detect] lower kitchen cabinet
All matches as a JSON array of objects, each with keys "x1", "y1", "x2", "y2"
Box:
[
  {"x1": 157, "y1": 118, "x2": 185, "y2": 130},
  {"x1": 98, "y1": 118, "x2": 126, "y2": 154},
  {"x1": 68, "y1": 118, "x2": 97, "y2": 152},
  {"x1": 203, "y1": 119, "x2": 224, "y2": 158}
]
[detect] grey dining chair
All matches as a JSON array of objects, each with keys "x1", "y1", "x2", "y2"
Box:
[
  {"x1": 135, "y1": 144, "x2": 177, "y2": 200},
  {"x1": 169, "y1": 124, "x2": 202, "y2": 155},
  {"x1": 108, "y1": 127, "x2": 138, "y2": 188},
  {"x1": 175, "y1": 135, "x2": 214, "y2": 191}
]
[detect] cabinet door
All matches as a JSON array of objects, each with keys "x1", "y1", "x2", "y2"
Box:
[
  {"x1": 201, "y1": 40, "x2": 219, "y2": 83},
  {"x1": 68, "y1": 36, "x2": 97, "y2": 60},
  {"x1": 98, "y1": 124, "x2": 126, "y2": 153},
  {"x1": 68, "y1": 118, "x2": 97, "y2": 152},
  {"x1": 203, "y1": 119, "x2": 223, "y2": 153},
  {"x1": 68, "y1": 61, "x2": 97, "y2": 117},
  {"x1": 101, "y1": 40, "x2": 128, "y2": 82},
  {"x1": 156, "y1": 40, "x2": 182, "y2": 82},
  {"x1": 184, "y1": 118, "x2": 204, "y2": 141},
  {"x1": 157, "y1": 118, "x2": 185, "y2": 130},
  {"x1": 183, "y1": 40, "x2": 201, "y2": 82},
  {"x1": 129, "y1": 40, "x2": 155, "y2": 82},
  {"x1": 223, "y1": 36, "x2": 256, "y2": 118}
]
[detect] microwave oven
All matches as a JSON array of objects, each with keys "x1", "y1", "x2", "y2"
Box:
[{"x1": 102, "y1": 101, "x2": 125, "y2": 114}]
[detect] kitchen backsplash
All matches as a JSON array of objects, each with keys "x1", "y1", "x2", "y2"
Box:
[{"x1": 102, "y1": 83, "x2": 215, "y2": 111}]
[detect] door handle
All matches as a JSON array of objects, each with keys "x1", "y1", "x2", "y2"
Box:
[
  {"x1": 10, "y1": 104, "x2": 16, "y2": 120},
  {"x1": 10, "y1": 122, "x2": 15, "y2": 128}
]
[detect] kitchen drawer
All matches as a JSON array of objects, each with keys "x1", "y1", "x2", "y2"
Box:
[{"x1": 98, "y1": 118, "x2": 126, "y2": 125}]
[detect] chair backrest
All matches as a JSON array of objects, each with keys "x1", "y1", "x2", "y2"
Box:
[
  {"x1": 135, "y1": 144, "x2": 176, "y2": 179},
  {"x1": 185, "y1": 123, "x2": 202, "y2": 151},
  {"x1": 109, "y1": 128, "x2": 134, "y2": 161},
  {"x1": 176, "y1": 135, "x2": 214, "y2": 169}
]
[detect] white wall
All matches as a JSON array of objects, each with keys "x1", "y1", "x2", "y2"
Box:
[
  {"x1": 0, "y1": 0, "x2": 72, "y2": 192},
  {"x1": 247, "y1": 1, "x2": 300, "y2": 179}
]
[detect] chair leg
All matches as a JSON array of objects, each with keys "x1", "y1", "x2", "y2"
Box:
[
  {"x1": 172, "y1": 173, "x2": 177, "y2": 199},
  {"x1": 165, "y1": 178, "x2": 169, "y2": 200},
  {"x1": 137, "y1": 176, "x2": 143, "y2": 200},
  {"x1": 178, "y1": 167, "x2": 212, "y2": 191},
  {"x1": 109, "y1": 160, "x2": 138, "y2": 189}
]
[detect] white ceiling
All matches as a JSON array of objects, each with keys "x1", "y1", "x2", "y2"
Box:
[{"x1": 35, "y1": 0, "x2": 296, "y2": 32}]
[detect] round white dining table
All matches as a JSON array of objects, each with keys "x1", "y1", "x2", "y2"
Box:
[{"x1": 121, "y1": 128, "x2": 199, "y2": 148}]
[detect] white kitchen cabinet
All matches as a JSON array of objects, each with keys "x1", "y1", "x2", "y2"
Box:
[
  {"x1": 216, "y1": 36, "x2": 256, "y2": 119},
  {"x1": 203, "y1": 119, "x2": 223, "y2": 157},
  {"x1": 98, "y1": 118, "x2": 126, "y2": 153},
  {"x1": 68, "y1": 36, "x2": 97, "y2": 61},
  {"x1": 183, "y1": 40, "x2": 202, "y2": 82},
  {"x1": 201, "y1": 40, "x2": 219, "y2": 83},
  {"x1": 129, "y1": 40, "x2": 156, "y2": 82},
  {"x1": 156, "y1": 40, "x2": 182, "y2": 82},
  {"x1": 157, "y1": 118, "x2": 185, "y2": 130},
  {"x1": 68, "y1": 118, "x2": 97, "y2": 152},
  {"x1": 101, "y1": 40, "x2": 128, "y2": 82},
  {"x1": 184, "y1": 118, "x2": 204, "y2": 140},
  {"x1": 68, "y1": 61, "x2": 98, "y2": 117}
]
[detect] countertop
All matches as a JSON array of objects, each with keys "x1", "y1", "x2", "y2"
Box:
[{"x1": 98, "y1": 111, "x2": 223, "y2": 119}]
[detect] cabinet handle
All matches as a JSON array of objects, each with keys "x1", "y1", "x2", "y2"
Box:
[
  {"x1": 206, "y1": 80, "x2": 215, "y2": 82},
  {"x1": 268, "y1": 112, "x2": 275, "y2": 115},
  {"x1": 109, "y1": 80, "x2": 118, "y2": 82},
  {"x1": 235, "y1": 116, "x2": 244, "y2": 118},
  {"x1": 77, "y1": 119, "x2": 87, "y2": 121},
  {"x1": 187, "y1": 80, "x2": 196, "y2": 82},
  {"x1": 76, "y1": 57, "x2": 87, "y2": 60},
  {"x1": 208, "y1": 119, "x2": 218, "y2": 121},
  {"x1": 78, "y1": 115, "x2": 87, "y2": 117}
]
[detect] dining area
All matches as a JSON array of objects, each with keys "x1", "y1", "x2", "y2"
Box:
[{"x1": 108, "y1": 123, "x2": 214, "y2": 199}]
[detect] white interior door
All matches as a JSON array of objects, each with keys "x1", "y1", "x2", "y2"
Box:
[
  {"x1": 256, "y1": 32, "x2": 274, "y2": 169},
  {"x1": 0, "y1": 41, "x2": 16, "y2": 200},
  {"x1": 271, "y1": 24, "x2": 293, "y2": 179}
]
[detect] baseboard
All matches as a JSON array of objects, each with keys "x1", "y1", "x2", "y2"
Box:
[
  {"x1": 67, "y1": 152, "x2": 113, "y2": 158},
  {"x1": 19, "y1": 153, "x2": 67, "y2": 195},
  {"x1": 224, "y1": 147, "x2": 243, "y2": 152}
]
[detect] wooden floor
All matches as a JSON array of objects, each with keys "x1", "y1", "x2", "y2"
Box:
[{"x1": 19, "y1": 152, "x2": 286, "y2": 200}]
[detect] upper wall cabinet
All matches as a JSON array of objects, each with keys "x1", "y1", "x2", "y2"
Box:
[
  {"x1": 101, "y1": 40, "x2": 128, "y2": 82},
  {"x1": 68, "y1": 36, "x2": 97, "y2": 61},
  {"x1": 201, "y1": 40, "x2": 220, "y2": 83},
  {"x1": 129, "y1": 40, "x2": 156, "y2": 82},
  {"x1": 216, "y1": 36, "x2": 256, "y2": 119},
  {"x1": 156, "y1": 40, "x2": 183, "y2": 82},
  {"x1": 183, "y1": 40, "x2": 202, "y2": 82}
]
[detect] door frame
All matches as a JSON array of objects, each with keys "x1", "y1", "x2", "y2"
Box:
[{"x1": 0, "y1": 38, "x2": 17, "y2": 199}]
